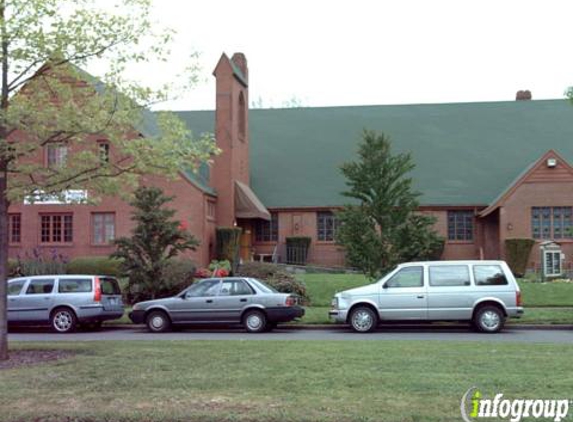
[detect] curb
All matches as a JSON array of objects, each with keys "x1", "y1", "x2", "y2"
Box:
[{"x1": 109, "y1": 323, "x2": 573, "y2": 331}]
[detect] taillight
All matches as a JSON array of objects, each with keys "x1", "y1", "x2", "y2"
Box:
[
  {"x1": 516, "y1": 291, "x2": 522, "y2": 307},
  {"x1": 94, "y1": 277, "x2": 101, "y2": 302},
  {"x1": 285, "y1": 296, "x2": 296, "y2": 307}
]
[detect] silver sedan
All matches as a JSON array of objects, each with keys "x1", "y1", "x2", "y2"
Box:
[{"x1": 129, "y1": 277, "x2": 304, "y2": 333}]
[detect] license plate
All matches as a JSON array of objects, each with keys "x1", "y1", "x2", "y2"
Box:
[{"x1": 109, "y1": 298, "x2": 118, "y2": 306}]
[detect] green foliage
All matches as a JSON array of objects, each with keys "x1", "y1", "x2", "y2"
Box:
[
  {"x1": 113, "y1": 187, "x2": 199, "y2": 300},
  {"x1": 505, "y1": 238, "x2": 536, "y2": 277},
  {"x1": 215, "y1": 227, "x2": 242, "y2": 272},
  {"x1": 15, "y1": 248, "x2": 68, "y2": 276},
  {"x1": 236, "y1": 262, "x2": 309, "y2": 303},
  {"x1": 336, "y1": 130, "x2": 444, "y2": 279},
  {"x1": 208, "y1": 259, "x2": 231, "y2": 272},
  {"x1": 66, "y1": 256, "x2": 123, "y2": 277},
  {"x1": 127, "y1": 259, "x2": 196, "y2": 304}
]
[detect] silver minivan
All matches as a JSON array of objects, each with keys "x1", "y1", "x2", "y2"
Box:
[
  {"x1": 329, "y1": 260, "x2": 524, "y2": 333},
  {"x1": 7, "y1": 275, "x2": 124, "y2": 333}
]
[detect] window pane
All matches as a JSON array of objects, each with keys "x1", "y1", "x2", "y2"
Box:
[
  {"x1": 429, "y1": 266, "x2": 470, "y2": 286},
  {"x1": 447, "y1": 210, "x2": 474, "y2": 241},
  {"x1": 8, "y1": 280, "x2": 25, "y2": 296},
  {"x1": 26, "y1": 279, "x2": 55, "y2": 295},
  {"x1": 386, "y1": 267, "x2": 423, "y2": 288},
  {"x1": 473, "y1": 265, "x2": 508, "y2": 286},
  {"x1": 58, "y1": 278, "x2": 92, "y2": 293}
]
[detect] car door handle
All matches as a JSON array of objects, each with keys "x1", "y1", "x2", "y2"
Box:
[
  {"x1": 417, "y1": 295, "x2": 425, "y2": 299},
  {"x1": 206, "y1": 299, "x2": 213, "y2": 303},
  {"x1": 239, "y1": 298, "x2": 247, "y2": 302}
]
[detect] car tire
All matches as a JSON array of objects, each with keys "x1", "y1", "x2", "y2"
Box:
[
  {"x1": 243, "y1": 310, "x2": 268, "y2": 333},
  {"x1": 51, "y1": 307, "x2": 78, "y2": 334},
  {"x1": 474, "y1": 305, "x2": 505, "y2": 333},
  {"x1": 146, "y1": 310, "x2": 172, "y2": 333},
  {"x1": 349, "y1": 306, "x2": 378, "y2": 333}
]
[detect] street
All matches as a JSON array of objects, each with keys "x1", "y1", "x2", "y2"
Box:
[{"x1": 8, "y1": 325, "x2": 573, "y2": 343}]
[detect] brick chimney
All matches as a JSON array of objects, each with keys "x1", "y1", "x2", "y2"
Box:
[
  {"x1": 516, "y1": 90, "x2": 532, "y2": 100},
  {"x1": 211, "y1": 53, "x2": 250, "y2": 226}
]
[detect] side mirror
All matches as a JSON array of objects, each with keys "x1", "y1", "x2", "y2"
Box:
[{"x1": 382, "y1": 283, "x2": 389, "y2": 289}]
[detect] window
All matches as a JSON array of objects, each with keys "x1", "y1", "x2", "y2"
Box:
[
  {"x1": 206, "y1": 200, "x2": 216, "y2": 221},
  {"x1": 219, "y1": 279, "x2": 254, "y2": 296},
  {"x1": 26, "y1": 279, "x2": 55, "y2": 295},
  {"x1": 531, "y1": 207, "x2": 572, "y2": 239},
  {"x1": 238, "y1": 91, "x2": 246, "y2": 140},
  {"x1": 92, "y1": 213, "x2": 115, "y2": 244},
  {"x1": 255, "y1": 213, "x2": 278, "y2": 242},
  {"x1": 98, "y1": 141, "x2": 110, "y2": 163},
  {"x1": 46, "y1": 143, "x2": 68, "y2": 168},
  {"x1": 100, "y1": 277, "x2": 121, "y2": 295},
  {"x1": 184, "y1": 279, "x2": 221, "y2": 297},
  {"x1": 447, "y1": 210, "x2": 474, "y2": 241},
  {"x1": 58, "y1": 278, "x2": 92, "y2": 293},
  {"x1": 8, "y1": 280, "x2": 25, "y2": 296},
  {"x1": 385, "y1": 266, "x2": 423, "y2": 288},
  {"x1": 429, "y1": 265, "x2": 470, "y2": 287},
  {"x1": 8, "y1": 213, "x2": 21, "y2": 243},
  {"x1": 40, "y1": 214, "x2": 73, "y2": 243},
  {"x1": 317, "y1": 211, "x2": 339, "y2": 242},
  {"x1": 473, "y1": 265, "x2": 508, "y2": 286}
]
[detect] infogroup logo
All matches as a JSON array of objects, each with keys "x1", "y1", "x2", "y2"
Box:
[{"x1": 461, "y1": 387, "x2": 571, "y2": 422}]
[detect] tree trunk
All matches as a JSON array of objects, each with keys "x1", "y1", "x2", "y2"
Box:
[
  {"x1": 0, "y1": 163, "x2": 7, "y2": 360},
  {"x1": 0, "y1": 0, "x2": 8, "y2": 361}
]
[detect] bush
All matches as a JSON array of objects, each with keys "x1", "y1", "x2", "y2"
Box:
[
  {"x1": 236, "y1": 262, "x2": 309, "y2": 304},
  {"x1": 15, "y1": 248, "x2": 68, "y2": 276},
  {"x1": 66, "y1": 256, "x2": 123, "y2": 277},
  {"x1": 505, "y1": 238, "x2": 535, "y2": 277},
  {"x1": 8, "y1": 259, "x2": 20, "y2": 277},
  {"x1": 126, "y1": 259, "x2": 196, "y2": 304}
]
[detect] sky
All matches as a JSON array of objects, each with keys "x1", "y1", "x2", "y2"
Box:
[{"x1": 107, "y1": 0, "x2": 573, "y2": 111}]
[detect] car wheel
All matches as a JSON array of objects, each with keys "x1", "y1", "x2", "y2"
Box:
[
  {"x1": 146, "y1": 310, "x2": 171, "y2": 333},
  {"x1": 349, "y1": 306, "x2": 377, "y2": 333},
  {"x1": 243, "y1": 310, "x2": 267, "y2": 333},
  {"x1": 51, "y1": 307, "x2": 78, "y2": 334},
  {"x1": 474, "y1": 306, "x2": 505, "y2": 333}
]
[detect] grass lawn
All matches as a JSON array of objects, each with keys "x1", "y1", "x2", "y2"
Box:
[{"x1": 1, "y1": 341, "x2": 572, "y2": 422}]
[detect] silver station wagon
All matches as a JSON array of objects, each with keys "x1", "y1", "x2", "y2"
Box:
[
  {"x1": 7, "y1": 275, "x2": 124, "y2": 333},
  {"x1": 129, "y1": 277, "x2": 305, "y2": 333},
  {"x1": 329, "y1": 260, "x2": 524, "y2": 333}
]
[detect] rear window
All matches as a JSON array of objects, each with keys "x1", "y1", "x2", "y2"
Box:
[
  {"x1": 100, "y1": 277, "x2": 121, "y2": 295},
  {"x1": 429, "y1": 265, "x2": 471, "y2": 287},
  {"x1": 58, "y1": 278, "x2": 92, "y2": 293},
  {"x1": 473, "y1": 265, "x2": 508, "y2": 286}
]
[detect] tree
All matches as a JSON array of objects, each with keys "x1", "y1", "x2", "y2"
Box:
[
  {"x1": 113, "y1": 187, "x2": 199, "y2": 301},
  {"x1": 336, "y1": 130, "x2": 443, "y2": 279},
  {"x1": 0, "y1": 0, "x2": 219, "y2": 360}
]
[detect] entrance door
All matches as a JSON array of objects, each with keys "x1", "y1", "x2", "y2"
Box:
[{"x1": 239, "y1": 227, "x2": 253, "y2": 262}]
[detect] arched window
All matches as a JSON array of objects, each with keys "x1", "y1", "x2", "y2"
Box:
[{"x1": 238, "y1": 91, "x2": 246, "y2": 140}]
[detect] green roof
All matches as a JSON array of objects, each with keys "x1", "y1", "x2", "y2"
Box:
[{"x1": 175, "y1": 99, "x2": 573, "y2": 208}]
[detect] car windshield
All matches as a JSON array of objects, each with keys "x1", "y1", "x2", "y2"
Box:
[{"x1": 247, "y1": 278, "x2": 278, "y2": 294}]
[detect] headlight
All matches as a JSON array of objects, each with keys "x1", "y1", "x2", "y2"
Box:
[
  {"x1": 132, "y1": 303, "x2": 142, "y2": 311},
  {"x1": 331, "y1": 297, "x2": 338, "y2": 309}
]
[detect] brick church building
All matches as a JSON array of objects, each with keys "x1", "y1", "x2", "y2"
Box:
[{"x1": 9, "y1": 52, "x2": 573, "y2": 273}]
